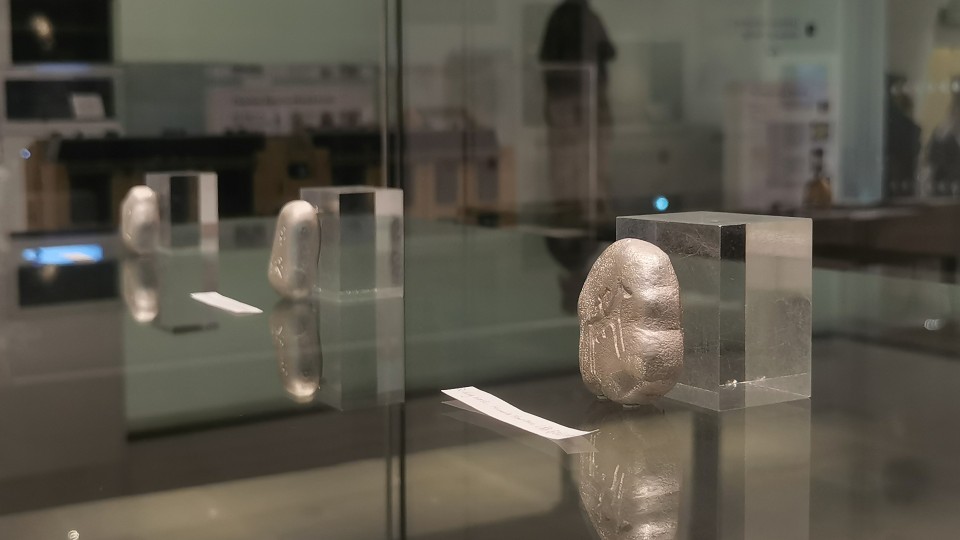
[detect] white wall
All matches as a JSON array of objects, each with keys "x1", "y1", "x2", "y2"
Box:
[
  {"x1": 403, "y1": 0, "x2": 890, "y2": 209},
  {"x1": 0, "y1": 0, "x2": 901, "y2": 230},
  {"x1": 115, "y1": 0, "x2": 382, "y2": 64},
  {"x1": 887, "y1": 0, "x2": 947, "y2": 84},
  {"x1": 0, "y1": 0, "x2": 384, "y2": 232}
]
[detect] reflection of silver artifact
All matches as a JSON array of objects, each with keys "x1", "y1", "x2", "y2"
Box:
[
  {"x1": 121, "y1": 256, "x2": 159, "y2": 323},
  {"x1": 579, "y1": 239, "x2": 683, "y2": 405},
  {"x1": 270, "y1": 299, "x2": 322, "y2": 403},
  {"x1": 578, "y1": 405, "x2": 682, "y2": 540},
  {"x1": 268, "y1": 201, "x2": 320, "y2": 300},
  {"x1": 120, "y1": 186, "x2": 160, "y2": 254},
  {"x1": 119, "y1": 252, "x2": 218, "y2": 333}
]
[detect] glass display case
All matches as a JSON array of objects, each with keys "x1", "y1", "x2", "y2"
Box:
[{"x1": 3, "y1": 1, "x2": 960, "y2": 539}]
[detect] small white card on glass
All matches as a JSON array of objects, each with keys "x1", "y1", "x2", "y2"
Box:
[
  {"x1": 190, "y1": 292, "x2": 262, "y2": 315},
  {"x1": 442, "y1": 386, "x2": 595, "y2": 440}
]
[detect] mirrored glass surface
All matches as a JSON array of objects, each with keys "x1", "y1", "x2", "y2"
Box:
[{"x1": 2, "y1": 1, "x2": 960, "y2": 539}]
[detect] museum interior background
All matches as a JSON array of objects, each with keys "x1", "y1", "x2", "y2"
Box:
[{"x1": 1, "y1": 0, "x2": 960, "y2": 539}]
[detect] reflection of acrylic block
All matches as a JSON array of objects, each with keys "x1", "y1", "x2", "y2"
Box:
[
  {"x1": 316, "y1": 295, "x2": 405, "y2": 410},
  {"x1": 146, "y1": 171, "x2": 218, "y2": 252},
  {"x1": 300, "y1": 187, "x2": 403, "y2": 300},
  {"x1": 618, "y1": 212, "x2": 811, "y2": 410},
  {"x1": 673, "y1": 400, "x2": 810, "y2": 537}
]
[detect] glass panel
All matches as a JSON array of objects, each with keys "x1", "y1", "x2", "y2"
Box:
[
  {"x1": 0, "y1": 2, "x2": 402, "y2": 539},
  {"x1": 397, "y1": 1, "x2": 960, "y2": 538},
  {"x1": 4, "y1": 1, "x2": 960, "y2": 539}
]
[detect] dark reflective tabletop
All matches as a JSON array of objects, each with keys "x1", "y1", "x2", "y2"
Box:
[{"x1": 1, "y1": 221, "x2": 959, "y2": 539}]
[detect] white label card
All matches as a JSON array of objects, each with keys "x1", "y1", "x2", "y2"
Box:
[
  {"x1": 70, "y1": 93, "x2": 106, "y2": 120},
  {"x1": 442, "y1": 386, "x2": 596, "y2": 440},
  {"x1": 191, "y1": 292, "x2": 263, "y2": 315}
]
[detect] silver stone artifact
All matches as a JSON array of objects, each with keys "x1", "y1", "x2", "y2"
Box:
[
  {"x1": 269, "y1": 200, "x2": 321, "y2": 300},
  {"x1": 578, "y1": 239, "x2": 684, "y2": 405},
  {"x1": 120, "y1": 186, "x2": 160, "y2": 254}
]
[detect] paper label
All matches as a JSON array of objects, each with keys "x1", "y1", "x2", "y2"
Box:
[
  {"x1": 191, "y1": 292, "x2": 262, "y2": 315},
  {"x1": 70, "y1": 93, "x2": 106, "y2": 120},
  {"x1": 442, "y1": 386, "x2": 595, "y2": 440}
]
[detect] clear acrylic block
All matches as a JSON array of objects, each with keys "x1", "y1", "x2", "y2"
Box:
[
  {"x1": 300, "y1": 186, "x2": 403, "y2": 300},
  {"x1": 146, "y1": 171, "x2": 219, "y2": 252},
  {"x1": 618, "y1": 212, "x2": 812, "y2": 410}
]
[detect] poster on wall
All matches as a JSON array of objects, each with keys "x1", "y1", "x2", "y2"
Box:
[
  {"x1": 205, "y1": 64, "x2": 377, "y2": 135},
  {"x1": 725, "y1": 74, "x2": 837, "y2": 211}
]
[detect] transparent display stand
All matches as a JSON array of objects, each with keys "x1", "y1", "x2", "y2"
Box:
[
  {"x1": 299, "y1": 187, "x2": 403, "y2": 300},
  {"x1": 618, "y1": 212, "x2": 812, "y2": 410},
  {"x1": 146, "y1": 171, "x2": 219, "y2": 252}
]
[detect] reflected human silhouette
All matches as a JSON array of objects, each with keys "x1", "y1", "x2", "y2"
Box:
[
  {"x1": 925, "y1": 77, "x2": 960, "y2": 196},
  {"x1": 884, "y1": 75, "x2": 921, "y2": 197},
  {"x1": 539, "y1": 0, "x2": 616, "y2": 225}
]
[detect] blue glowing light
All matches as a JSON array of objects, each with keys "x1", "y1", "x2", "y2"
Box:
[
  {"x1": 34, "y1": 63, "x2": 93, "y2": 75},
  {"x1": 19, "y1": 148, "x2": 31, "y2": 159},
  {"x1": 654, "y1": 196, "x2": 670, "y2": 212},
  {"x1": 21, "y1": 244, "x2": 103, "y2": 266}
]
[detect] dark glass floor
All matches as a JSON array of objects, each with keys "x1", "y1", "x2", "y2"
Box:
[{"x1": 1, "y1": 221, "x2": 958, "y2": 539}]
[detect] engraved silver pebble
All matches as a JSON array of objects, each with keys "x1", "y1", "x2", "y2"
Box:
[
  {"x1": 120, "y1": 186, "x2": 159, "y2": 254},
  {"x1": 578, "y1": 238, "x2": 684, "y2": 405},
  {"x1": 268, "y1": 200, "x2": 320, "y2": 300}
]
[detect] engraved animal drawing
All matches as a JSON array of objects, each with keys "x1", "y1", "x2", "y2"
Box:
[{"x1": 578, "y1": 239, "x2": 684, "y2": 405}]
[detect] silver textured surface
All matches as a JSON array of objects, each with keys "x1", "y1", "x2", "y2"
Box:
[
  {"x1": 578, "y1": 239, "x2": 683, "y2": 405},
  {"x1": 121, "y1": 256, "x2": 159, "y2": 323},
  {"x1": 268, "y1": 201, "x2": 321, "y2": 300},
  {"x1": 578, "y1": 405, "x2": 682, "y2": 540},
  {"x1": 270, "y1": 299, "x2": 322, "y2": 403},
  {"x1": 120, "y1": 186, "x2": 160, "y2": 255}
]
